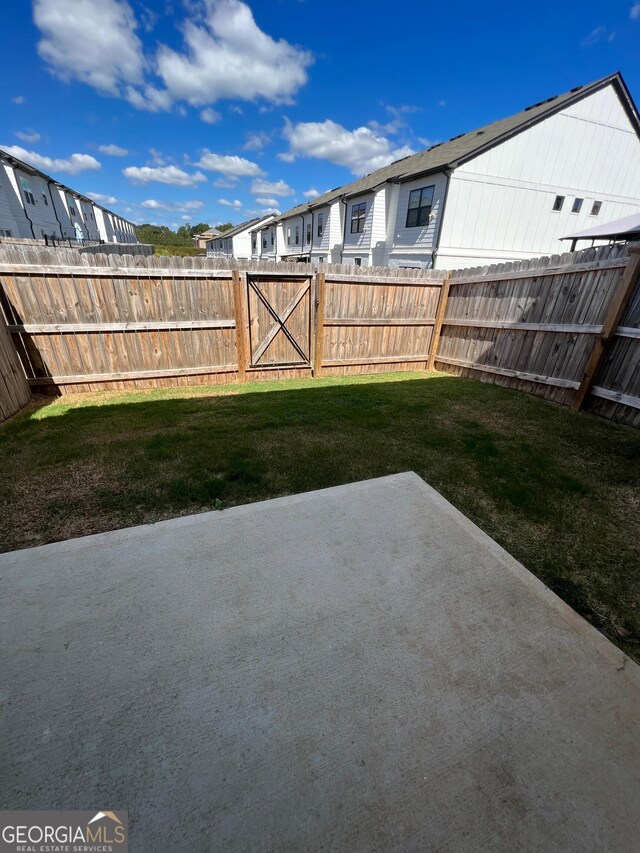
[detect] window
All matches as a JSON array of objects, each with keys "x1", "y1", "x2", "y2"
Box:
[
  {"x1": 318, "y1": 255, "x2": 325, "y2": 263},
  {"x1": 251, "y1": 235, "x2": 257, "y2": 252},
  {"x1": 287, "y1": 227, "x2": 291, "y2": 246},
  {"x1": 591, "y1": 201, "x2": 602, "y2": 216},
  {"x1": 262, "y1": 237, "x2": 267, "y2": 249},
  {"x1": 69, "y1": 206, "x2": 77, "y2": 216},
  {"x1": 405, "y1": 185, "x2": 434, "y2": 227},
  {"x1": 270, "y1": 232, "x2": 274, "y2": 246},
  {"x1": 572, "y1": 198, "x2": 583, "y2": 214},
  {"x1": 295, "y1": 226, "x2": 300, "y2": 245},
  {"x1": 306, "y1": 223, "x2": 311, "y2": 244},
  {"x1": 317, "y1": 212, "x2": 324, "y2": 237},
  {"x1": 41, "y1": 193, "x2": 48, "y2": 206},
  {"x1": 350, "y1": 202, "x2": 366, "y2": 233},
  {"x1": 553, "y1": 195, "x2": 564, "y2": 211},
  {"x1": 354, "y1": 257, "x2": 362, "y2": 266},
  {"x1": 0, "y1": 228, "x2": 12, "y2": 237},
  {"x1": 19, "y1": 177, "x2": 35, "y2": 205}
]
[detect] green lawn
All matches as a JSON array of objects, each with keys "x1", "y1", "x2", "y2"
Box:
[{"x1": 1, "y1": 371, "x2": 639, "y2": 661}]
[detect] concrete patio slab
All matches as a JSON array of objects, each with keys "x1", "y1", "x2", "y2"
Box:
[{"x1": 1, "y1": 472, "x2": 639, "y2": 852}]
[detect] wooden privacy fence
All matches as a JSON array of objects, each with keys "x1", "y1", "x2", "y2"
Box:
[
  {"x1": 434, "y1": 244, "x2": 640, "y2": 426},
  {"x1": 0, "y1": 257, "x2": 447, "y2": 400},
  {"x1": 1, "y1": 245, "x2": 640, "y2": 427}
]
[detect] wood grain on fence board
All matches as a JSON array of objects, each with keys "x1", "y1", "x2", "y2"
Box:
[{"x1": 0, "y1": 244, "x2": 639, "y2": 428}]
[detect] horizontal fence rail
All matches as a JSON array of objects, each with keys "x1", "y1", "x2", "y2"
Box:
[
  {"x1": 434, "y1": 244, "x2": 640, "y2": 426},
  {"x1": 0, "y1": 243, "x2": 639, "y2": 427}
]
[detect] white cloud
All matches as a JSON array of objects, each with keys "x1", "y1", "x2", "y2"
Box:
[
  {"x1": 250, "y1": 178, "x2": 294, "y2": 197},
  {"x1": 581, "y1": 25, "x2": 616, "y2": 46},
  {"x1": 140, "y1": 198, "x2": 204, "y2": 211},
  {"x1": 34, "y1": 0, "x2": 145, "y2": 95},
  {"x1": 87, "y1": 192, "x2": 118, "y2": 204},
  {"x1": 123, "y1": 164, "x2": 206, "y2": 186},
  {"x1": 218, "y1": 198, "x2": 243, "y2": 209},
  {"x1": 1, "y1": 144, "x2": 101, "y2": 174},
  {"x1": 245, "y1": 207, "x2": 280, "y2": 217},
  {"x1": 302, "y1": 187, "x2": 319, "y2": 198},
  {"x1": 200, "y1": 107, "x2": 221, "y2": 124},
  {"x1": 243, "y1": 131, "x2": 271, "y2": 151},
  {"x1": 147, "y1": 148, "x2": 166, "y2": 165},
  {"x1": 255, "y1": 197, "x2": 280, "y2": 207},
  {"x1": 280, "y1": 118, "x2": 415, "y2": 176},
  {"x1": 196, "y1": 150, "x2": 264, "y2": 176},
  {"x1": 368, "y1": 105, "x2": 419, "y2": 137},
  {"x1": 438, "y1": 100, "x2": 446, "y2": 107},
  {"x1": 33, "y1": 0, "x2": 312, "y2": 115},
  {"x1": 14, "y1": 130, "x2": 41, "y2": 143},
  {"x1": 631, "y1": 2, "x2": 640, "y2": 18},
  {"x1": 154, "y1": 0, "x2": 312, "y2": 108},
  {"x1": 98, "y1": 143, "x2": 128, "y2": 156},
  {"x1": 213, "y1": 177, "x2": 237, "y2": 188},
  {"x1": 12, "y1": 96, "x2": 25, "y2": 104}
]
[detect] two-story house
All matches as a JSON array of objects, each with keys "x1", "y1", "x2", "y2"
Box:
[{"x1": 272, "y1": 72, "x2": 640, "y2": 269}]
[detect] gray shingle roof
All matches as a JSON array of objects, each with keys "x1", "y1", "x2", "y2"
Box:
[
  {"x1": 275, "y1": 72, "x2": 638, "y2": 223},
  {"x1": 208, "y1": 217, "x2": 261, "y2": 241}
]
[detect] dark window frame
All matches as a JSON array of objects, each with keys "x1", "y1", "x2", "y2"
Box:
[
  {"x1": 305, "y1": 223, "x2": 311, "y2": 244},
  {"x1": 350, "y1": 202, "x2": 366, "y2": 234},
  {"x1": 294, "y1": 225, "x2": 300, "y2": 245},
  {"x1": 553, "y1": 195, "x2": 565, "y2": 212},
  {"x1": 590, "y1": 201, "x2": 602, "y2": 216},
  {"x1": 405, "y1": 185, "x2": 434, "y2": 228},
  {"x1": 572, "y1": 198, "x2": 583, "y2": 214},
  {"x1": 317, "y1": 212, "x2": 324, "y2": 237}
]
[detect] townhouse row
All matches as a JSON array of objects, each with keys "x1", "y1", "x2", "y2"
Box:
[
  {"x1": 0, "y1": 148, "x2": 137, "y2": 244},
  {"x1": 208, "y1": 72, "x2": 640, "y2": 270}
]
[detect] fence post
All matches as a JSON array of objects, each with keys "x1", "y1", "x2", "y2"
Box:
[
  {"x1": 232, "y1": 269, "x2": 250, "y2": 382},
  {"x1": 427, "y1": 272, "x2": 452, "y2": 371},
  {"x1": 572, "y1": 249, "x2": 640, "y2": 411},
  {"x1": 313, "y1": 272, "x2": 326, "y2": 378}
]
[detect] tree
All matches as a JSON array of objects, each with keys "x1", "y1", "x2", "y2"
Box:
[
  {"x1": 190, "y1": 222, "x2": 210, "y2": 236},
  {"x1": 216, "y1": 222, "x2": 234, "y2": 232}
]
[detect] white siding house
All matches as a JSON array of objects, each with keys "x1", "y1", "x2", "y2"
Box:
[
  {"x1": 269, "y1": 72, "x2": 640, "y2": 270},
  {"x1": 0, "y1": 148, "x2": 137, "y2": 245},
  {"x1": 207, "y1": 215, "x2": 274, "y2": 259}
]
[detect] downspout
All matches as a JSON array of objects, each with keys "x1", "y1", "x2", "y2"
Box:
[
  {"x1": 431, "y1": 169, "x2": 452, "y2": 270},
  {"x1": 299, "y1": 213, "x2": 305, "y2": 260},
  {"x1": 310, "y1": 209, "x2": 315, "y2": 259},
  {"x1": 341, "y1": 196, "x2": 348, "y2": 263},
  {"x1": 13, "y1": 166, "x2": 35, "y2": 238},
  {"x1": 47, "y1": 181, "x2": 63, "y2": 238}
]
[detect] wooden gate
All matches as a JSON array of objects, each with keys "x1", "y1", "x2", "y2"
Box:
[{"x1": 246, "y1": 274, "x2": 312, "y2": 368}]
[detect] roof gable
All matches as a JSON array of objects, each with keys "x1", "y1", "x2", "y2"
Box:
[{"x1": 275, "y1": 72, "x2": 639, "y2": 223}]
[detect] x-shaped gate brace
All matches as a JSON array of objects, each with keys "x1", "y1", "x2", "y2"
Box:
[{"x1": 248, "y1": 279, "x2": 310, "y2": 367}]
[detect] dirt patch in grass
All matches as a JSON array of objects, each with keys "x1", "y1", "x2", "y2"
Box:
[{"x1": 1, "y1": 371, "x2": 639, "y2": 661}]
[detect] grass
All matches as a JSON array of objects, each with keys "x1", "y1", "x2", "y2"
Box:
[{"x1": 1, "y1": 370, "x2": 639, "y2": 661}]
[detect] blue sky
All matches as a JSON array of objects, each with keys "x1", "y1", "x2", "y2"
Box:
[{"x1": 2, "y1": 0, "x2": 639, "y2": 230}]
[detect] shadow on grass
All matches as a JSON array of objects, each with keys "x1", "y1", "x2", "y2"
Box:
[{"x1": 1, "y1": 371, "x2": 639, "y2": 659}]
